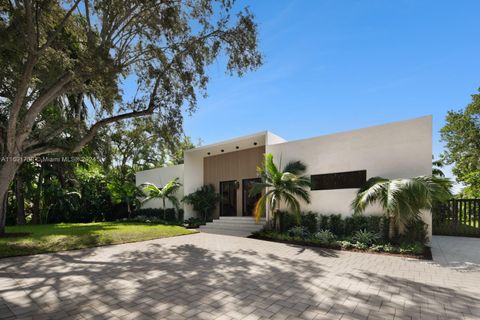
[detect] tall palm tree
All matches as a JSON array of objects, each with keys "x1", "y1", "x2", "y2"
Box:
[
  {"x1": 142, "y1": 178, "x2": 182, "y2": 220},
  {"x1": 250, "y1": 153, "x2": 311, "y2": 229},
  {"x1": 351, "y1": 176, "x2": 452, "y2": 240}
]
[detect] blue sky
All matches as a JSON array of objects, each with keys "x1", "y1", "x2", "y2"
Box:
[{"x1": 182, "y1": 0, "x2": 480, "y2": 184}]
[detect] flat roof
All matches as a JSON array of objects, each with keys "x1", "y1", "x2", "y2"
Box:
[{"x1": 185, "y1": 131, "x2": 272, "y2": 153}]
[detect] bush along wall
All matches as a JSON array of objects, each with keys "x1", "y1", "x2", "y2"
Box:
[
  {"x1": 253, "y1": 211, "x2": 429, "y2": 258},
  {"x1": 129, "y1": 208, "x2": 184, "y2": 224}
]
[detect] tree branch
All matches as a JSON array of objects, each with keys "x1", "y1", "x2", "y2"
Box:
[
  {"x1": 5, "y1": 0, "x2": 37, "y2": 154},
  {"x1": 17, "y1": 73, "x2": 73, "y2": 147},
  {"x1": 38, "y1": 0, "x2": 82, "y2": 53}
]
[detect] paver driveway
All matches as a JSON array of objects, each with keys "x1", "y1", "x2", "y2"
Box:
[{"x1": 1, "y1": 233, "x2": 480, "y2": 320}]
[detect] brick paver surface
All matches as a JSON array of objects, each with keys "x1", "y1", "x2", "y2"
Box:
[{"x1": 1, "y1": 233, "x2": 479, "y2": 320}]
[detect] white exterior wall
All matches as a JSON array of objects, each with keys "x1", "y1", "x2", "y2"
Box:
[
  {"x1": 266, "y1": 116, "x2": 433, "y2": 238},
  {"x1": 183, "y1": 151, "x2": 204, "y2": 219},
  {"x1": 135, "y1": 164, "x2": 184, "y2": 210}
]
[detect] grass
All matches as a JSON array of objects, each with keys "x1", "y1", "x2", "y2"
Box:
[{"x1": 0, "y1": 222, "x2": 197, "y2": 258}]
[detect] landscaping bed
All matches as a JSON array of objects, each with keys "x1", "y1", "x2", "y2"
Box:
[
  {"x1": 250, "y1": 230, "x2": 432, "y2": 260},
  {"x1": 0, "y1": 222, "x2": 197, "y2": 258},
  {"x1": 250, "y1": 212, "x2": 431, "y2": 259}
]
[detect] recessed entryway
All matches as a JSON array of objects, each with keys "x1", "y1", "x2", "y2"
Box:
[{"x1": 219, "y1": 180, "x2": 237, "y2": 216}]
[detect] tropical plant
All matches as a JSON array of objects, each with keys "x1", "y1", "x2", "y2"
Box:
[
  {"x1": 182, "y1": 185, "x2": 220, "y2": 222},
  {"x1": 142, "y1": 178, "x2": 182, "y2": 220},
  {"x1": 250, "y1": 153, "x2": 311, "y2": 230},
  {"x1": 351, "y1": 176, "x2": 452, "y2": 240},
  {"x1": 352, "y1": 229, "x2": 380, "y2": 246},
  {"x1": 432, "y1": 157, "x2": 445, "y2": 177},
  {"x1": 107, "y1": 168, "x2": 143, "y2": 218},
  {"x1": 183, "y1": 217, "x2": 204, "y2": 229},
  {"x1": 314, "y1": 230, "x2": 336, "y2": 243},
  {"x1": 288, "y1": 226, "x2": 308, "y2": 238}
]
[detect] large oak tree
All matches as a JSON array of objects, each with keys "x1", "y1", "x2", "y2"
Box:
[{"x1": 0, "y1": 0, "x2": 262, "y2": 235}]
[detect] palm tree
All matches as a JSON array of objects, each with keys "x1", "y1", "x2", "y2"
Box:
[
  {"x1": 142, "y1": 178, "x2": 182, "y2": 220},
  {"x1": 250, "y1": 153, "x2": 311, "y2": 230},
  {"x1": 182, "y1": 184, "x2": 220, "y2": 222},
  {"x1": 432, "y1": 158, "x2": 445, "y2": 177},
  {"x1": 351, "y1": 175, "x2": 452, "y2": 240}
]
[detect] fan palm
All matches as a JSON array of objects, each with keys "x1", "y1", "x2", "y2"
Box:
[
  {"x1": 250, "y1": 153, "x2": 311, "y2": 229},
  {"x1": 142, "y1": 178, "x2": 182, "y2": 220},
  {"x1": 182, "y1": 184, "x2": 220, "y2": 222},
  {"x1": 351, "y1": 175, "x2": 452, "y2": 240}
]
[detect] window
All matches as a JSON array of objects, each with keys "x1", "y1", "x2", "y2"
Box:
[{"x1": 311, "y1": 170, "x2": 367, "y2": 190}]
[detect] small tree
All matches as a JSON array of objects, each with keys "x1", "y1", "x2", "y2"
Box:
[
  {"x1": 351, "y1": 176, "x2": 452, "y2": 240},
  {"x1": 142, "y1": 178, "x2": 182, "y2": 220},
  {"x1": 250, "y1": 153, "x2": 311, "y2": 230},
  {"x1": 182, "y1": 184, "x2": 220, "y2": 222}
]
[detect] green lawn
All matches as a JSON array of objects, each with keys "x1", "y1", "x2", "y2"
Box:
[{"x1": 0, "y1": 222, "x2": 197, "y2": 258}]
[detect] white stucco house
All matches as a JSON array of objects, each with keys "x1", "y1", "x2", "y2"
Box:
[{"x1": 136, "y1": 116, "x2": 433, "y2": 237}]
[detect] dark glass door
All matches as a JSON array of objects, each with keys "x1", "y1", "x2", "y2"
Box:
[
  {"x1": 220, "y1": 180, "x2": 237, "y2": 216},
  {"x1": 242, "y1": 178, "x2": 261, "y2": 217}
]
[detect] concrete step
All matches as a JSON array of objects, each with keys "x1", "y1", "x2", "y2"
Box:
[
  {"x1": 212, "y1": 220, "x2": 265, "y2": 227},
  {"x1": 199, "y1": 228, "x2": 253, "y2": 237},
  {"x1": 199, "y1": 224, "x2": 263, "y2": 232},
  {"x1": 199, "y1": 216, "x2": 266, "y2": 237},
  {"x1": 218, "y1": 216, "x2": 265, "y2": 222}
]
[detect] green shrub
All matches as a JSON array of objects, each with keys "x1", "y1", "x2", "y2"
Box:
[
  {"x1": 132, "y1": 208, "x2": 178, "y2": 221},
  {"x1": 370, "y1": 245, "x2": 384, "y2": 252},
  {"x1": 382, "y1": 243, "x2": 398, "y2": 253},
  {"x1": 398, "y1": 220, "x2": 428, "y2": 244},
  {"x1": 352, "y1": 229, "x2": 380, "y2": 246},
  {"x1": 301, "y1": 211, "x2": 318, "y2": 233},
  {"x1": 339, "y1": 240, "x2": 354, "y2": 249},
  {"x1": 328, "y1": 214, "x2": 343, "y2": 235},
  {"x1": 184, "y1": 217, "x2": 203, "y2": 228},
  {"x1": 276, "y1": 210, "x2": 297, "y2": 233},
  {"x1": 318, "y1": 215, "x2": 330, "y2": 230},
  {"x1": 314, "y1": 230, "x2": 336, "y2": 243},
  {"x1": 288, "y1": 226, "x2": 308, "y2": 238}
]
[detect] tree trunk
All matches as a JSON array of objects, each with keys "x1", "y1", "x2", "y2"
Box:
[
  {"x1": 388, "y1": 216, "x2": 396, "y2": 241},
  {"x1": 15, "y1": 174, "x2": 26, "y2": 225},
  {"x1": 0, "y1": 161, "x2": 21, "y2": 236},
  {"x1": 32, "y1": 164, "x2": 44, "y2": 224},
  {"x1": 162, "y1": 198, "x2": 166, "y2": 220}
]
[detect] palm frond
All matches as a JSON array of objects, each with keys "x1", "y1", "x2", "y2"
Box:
[{"x1": 283, "y1": 160, "x2": 307, "y2": 175}]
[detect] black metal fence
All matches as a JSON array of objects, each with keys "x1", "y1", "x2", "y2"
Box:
[{"x1": 433, "y1": 199, "x2": 480, "y2": 236}]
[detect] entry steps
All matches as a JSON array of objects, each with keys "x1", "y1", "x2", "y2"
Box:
[{"x1": 199, "y1": 216, "x2": 266, "y2": 237}]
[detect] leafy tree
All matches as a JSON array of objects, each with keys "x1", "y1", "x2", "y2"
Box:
[
  {"x1": 0, "y1": 0, "x2": 262, "y2": 235},
  {"x1": 351, "y1": 176, "x2": 452, "y2": 240},
  {"x1": 182, "y1": 184, "x2": 220, "y2": 222},
  {"x1": 169, "y1": 135, "x2": 196, "y2": 165},
  {"x1": 107, "y1": 168, "x2": 142, "y2": 218},
  {"x1": 142, "y1": 178, "x2": 182, "y2": 220},
  {"x1": 441, "y1": 89, "x2": 480, "y2": 198},
  {"x1": 250, "y1": 153, "x2": 311, "y2": 230}
]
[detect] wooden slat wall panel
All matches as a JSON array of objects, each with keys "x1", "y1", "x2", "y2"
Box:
[{"x1": 204, "y1": 146, "x2": 265, "y2": 218}]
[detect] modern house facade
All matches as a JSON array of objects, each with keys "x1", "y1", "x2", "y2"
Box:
[{"x1": 136, "y1": 116, "x2": 433, "y2": 237}]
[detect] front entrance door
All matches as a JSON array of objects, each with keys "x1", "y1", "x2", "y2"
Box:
[
  {"x1": 243, "y1": 178, "x2": 261, "y2": 217},
  {"x1": 220, "y1": 180, "x2": 237, "y2": 216}
]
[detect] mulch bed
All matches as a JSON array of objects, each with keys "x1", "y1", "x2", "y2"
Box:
[{"x1": 249, "y1": 234, "x2": 433, "y2": 260}]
